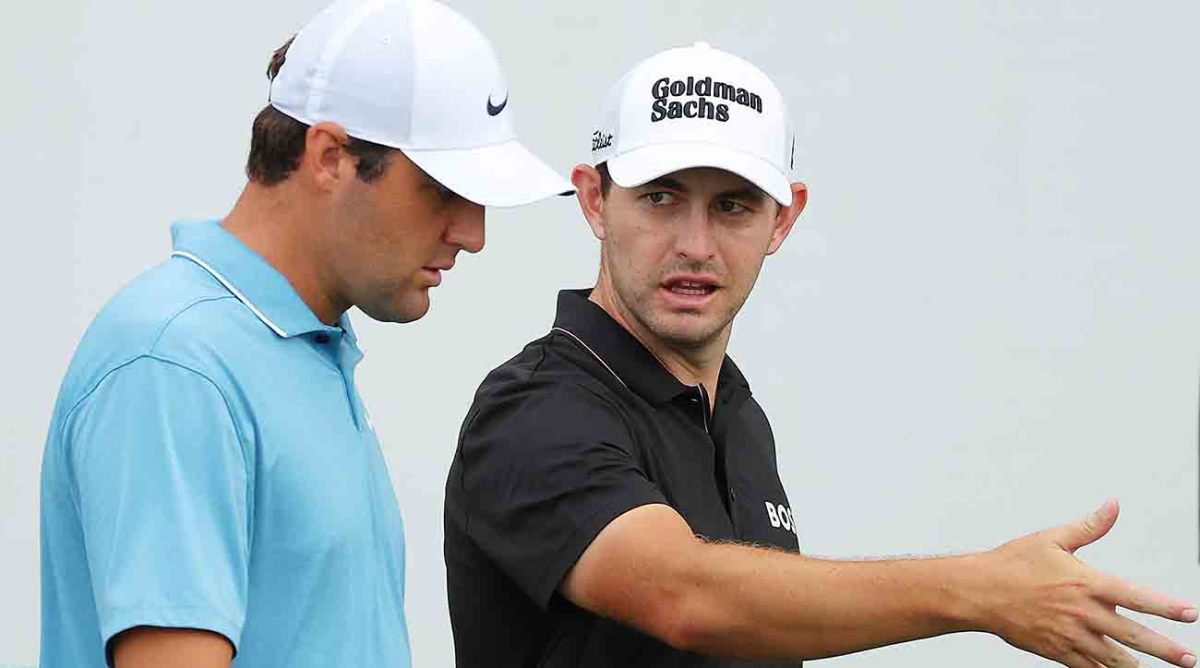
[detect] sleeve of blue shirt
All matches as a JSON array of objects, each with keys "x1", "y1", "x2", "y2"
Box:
[{"x1": 65, "y1": 355, "x2": 251, "y2": 657}]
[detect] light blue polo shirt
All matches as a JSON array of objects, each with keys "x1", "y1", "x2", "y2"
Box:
[{"x1": 40, "y1": 221, "x2": 411, "y2": 667}]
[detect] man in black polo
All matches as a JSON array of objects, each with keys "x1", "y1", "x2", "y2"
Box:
[{"x1": 444, "y1": 43, "x2": 1197, "y2": 668}]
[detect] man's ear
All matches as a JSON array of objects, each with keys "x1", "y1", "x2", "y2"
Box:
[
  {"x1": 766, "y1": 182, "x2": 808, "y2": 255},
  {"x1": 301, "y1": 122, "x2": 352, "y2": 192},
  {"x1": 572, "y1": 164, "x2": 607, "y2": 241}
]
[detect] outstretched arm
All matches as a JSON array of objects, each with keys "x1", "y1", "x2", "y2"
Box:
[{"x1": 562, "y1": 500, "x2": 1195, "y2": 667}]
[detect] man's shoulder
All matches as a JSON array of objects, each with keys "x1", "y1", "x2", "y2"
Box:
[
  {"x1": 462, "y1": 332, "x2": 633, "y2": 439},
  {"x1": 56, "y1": 256, "x2": 266, "y2": 411},
  {"x1": 473, "y1": 330, "x2": 625, "y2": 407}
]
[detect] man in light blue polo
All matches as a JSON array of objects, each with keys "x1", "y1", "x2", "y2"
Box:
[{"x1": 39, "y1": 0, "x2": 570, "y2": 666}]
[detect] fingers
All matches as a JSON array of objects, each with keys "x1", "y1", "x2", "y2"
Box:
[
  {"x1": 1054, "y1": 500, "x2": 1120, "y2": 553},
  {"x1": 1097, "y1": 576, "x2": 1199, "y2": 624},
  {"x1": 1058, "y1": 651, "x2": 1107, "y2": 668},
  {"x1": 1091, "y1": 610, "x2": 1197, "y2": 667},
  {"x1": 1090, "y1": 573, "x2": 1197, "y2": 665},
  {"x1": 1070, "y1": 631, "x2": 1139, "y2": 668}
]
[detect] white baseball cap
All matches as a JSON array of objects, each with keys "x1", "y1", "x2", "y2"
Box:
[
  {"x1": 591, "y1": 42, "x2": 796, "y2": 206},
  {"x1": 269, "y1": 0, "x2": 572, "y2": 207}
]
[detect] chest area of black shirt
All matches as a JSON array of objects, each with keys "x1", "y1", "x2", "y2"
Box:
[{"x1": 627, "y1": 400, "x2": 800, "y2": 551}]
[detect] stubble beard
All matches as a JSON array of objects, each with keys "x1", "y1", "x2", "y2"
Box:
[{"x1": 612, "y1": 269, "x2": 742, "y2": 356}]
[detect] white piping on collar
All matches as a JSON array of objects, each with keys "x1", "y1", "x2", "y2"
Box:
[
  {"x1": 551, "y1": 326, "x2": 628, "y2": 389},
  {"x1": 172, "y1": 250, "x2": 289, "y2": 338}
]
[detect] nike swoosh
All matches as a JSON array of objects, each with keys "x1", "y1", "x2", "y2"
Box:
[{"x1": 487, "y1": 94, "x2": 508, "y2": 116}]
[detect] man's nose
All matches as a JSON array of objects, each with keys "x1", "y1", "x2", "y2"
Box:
[
  {"x1": 674, "y1": 208, "x2": 717, "y2": 261},
  {"x1": 447, "y1": 202, "x2": 485, "y2": 254}
]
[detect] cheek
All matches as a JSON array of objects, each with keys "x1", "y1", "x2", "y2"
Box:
[
  {"x1": 342, "y1": 186, "x2": 400, "y2": 248},
  {"x1": 374, "y1": 199, "x2": 443, "y2": 255},
  {"x1": 611, "y1": 224, "x2": 673, "y2": 271},
  {"x1": 723, "y1": 222, "x2": 775, "y2": 265},
  {"x1": 720, "y1": 241, "x2": 770, "y2": 291}
]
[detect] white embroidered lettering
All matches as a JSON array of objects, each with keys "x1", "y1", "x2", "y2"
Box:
[{"x1": 765, "y1": 502, "x2": 780, "y2": 528}]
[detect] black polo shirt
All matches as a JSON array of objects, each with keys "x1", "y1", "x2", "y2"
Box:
[{"x1": 445, "y1": 289, "x2": 801, "y2": 667}]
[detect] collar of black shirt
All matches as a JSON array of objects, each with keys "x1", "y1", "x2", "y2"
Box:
[{"x1": 551, "y1": 289, "x2": 752, "y2": 407}]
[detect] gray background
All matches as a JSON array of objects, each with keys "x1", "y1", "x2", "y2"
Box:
[{"x1": 3, "y1": 0, "x2": 1198, "y2": 665}]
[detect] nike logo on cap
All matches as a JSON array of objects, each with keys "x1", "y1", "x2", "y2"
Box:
[{"x1": 487, "y1": 93, "x2": 508, "y2": 116}]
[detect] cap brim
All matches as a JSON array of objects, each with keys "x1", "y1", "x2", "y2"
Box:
[
  {"x1": 404, "y1": 140, "x2": 574, "y2": 208},
  {"x1": 606, "y1": 142, "x2": 792, "y2": 206}
]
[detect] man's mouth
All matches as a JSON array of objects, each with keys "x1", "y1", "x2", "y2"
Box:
[
  {"x1": 667, "y1": 280, "x2": 715, "y2": 296},
  {"x1": 421, "y1": 260, "x2": 456, "y2": 287},
  {"x1": 661, "y1": 276, "x2": 721, "y2": 302}
]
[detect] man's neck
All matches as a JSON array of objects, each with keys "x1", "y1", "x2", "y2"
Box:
[
  {"x1": 589, "y1": 279, "x2": 728, "y2": 411},
  {"x1": 221, "y1": 183, "x2": 348, "y2": 326}
]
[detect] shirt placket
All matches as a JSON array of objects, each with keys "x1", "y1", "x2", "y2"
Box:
[
  {"x1": 313, "y1": 330, "x2": 368, "y2": 432},
  {"x1": 688, "y1": 384, "x2": 737, "y2": 531}
]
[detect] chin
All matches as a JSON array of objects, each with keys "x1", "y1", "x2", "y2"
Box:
[
  {"x1": 360, "y1": 291, "x2": 430, "y2": 324},
  {"x1": 647, "y1": 313, "x2": 726, "y2": 349}
]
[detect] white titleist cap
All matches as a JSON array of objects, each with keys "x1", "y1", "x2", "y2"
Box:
[
  {"x1": 269, "y1": 0, "x2": 572, "y2": 207},
  {"x1": 591, "y1": 42, "x2": 796, "y2": 206}
]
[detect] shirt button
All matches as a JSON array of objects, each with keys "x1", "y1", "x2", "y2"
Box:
[
  {"x1": 315, "y1": 333, "x2": 331, "y2": 344},
  {"x1": 728, "y1": 487, "x2": 736, "y2": 502}
]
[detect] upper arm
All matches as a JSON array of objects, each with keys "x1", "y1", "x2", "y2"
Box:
[
  {"x1": 455, "y1": 382, "x2": 667, "y2": 608},
  {"x1": 112, "y1": 627, "x2": 233, "y2": 668},
  {"x1": 560, "y1": 503, "x2": 703, "y2": 645},
  {"x1": 65, "y1": 356, "x2": 251, "y2": 657}
]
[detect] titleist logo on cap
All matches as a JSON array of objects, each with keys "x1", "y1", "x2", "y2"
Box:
[
  {"x1": 591, "y1": 130, "x2": 613, "y2": 151},
  {"x1": 650, "y1": 75, "x2": 763, "y2": 123}
]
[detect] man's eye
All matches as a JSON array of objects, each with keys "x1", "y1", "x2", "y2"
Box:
[
  {"x1": 646, "y1": 192, "x2": 676, "y2": 206},
  {"x1": 717, "y1": 199, "x2": 749, "y2": 214}
]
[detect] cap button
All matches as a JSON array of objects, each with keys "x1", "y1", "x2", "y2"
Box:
[{"x1": 693, "y1": 41, "x2": 711, "y2": 49}]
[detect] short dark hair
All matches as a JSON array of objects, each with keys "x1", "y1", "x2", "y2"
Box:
[
  {"x1": 596, "y1": 162, "x2": 613, "y2": 197},
  {"x1": 245, "y1": 35, "x2": 393, "y2": 186}
]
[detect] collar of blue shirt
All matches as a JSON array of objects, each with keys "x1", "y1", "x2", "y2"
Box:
[{"x1": 169, "y1": 220, "x2": 356, "y2": 342}]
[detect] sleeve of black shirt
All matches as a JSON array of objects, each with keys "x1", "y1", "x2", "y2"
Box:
[{"x1": 455, "y1": 378, "x2": 667, "y2": 610}]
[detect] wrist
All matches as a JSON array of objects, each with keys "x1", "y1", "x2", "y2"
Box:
[{"x1": 937, "y1": 552, "x2": 995, "y2": 634}]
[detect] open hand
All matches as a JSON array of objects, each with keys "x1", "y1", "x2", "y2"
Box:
[{"x1": 982, "y1": 500, "x2": 1196, "y2": 667}]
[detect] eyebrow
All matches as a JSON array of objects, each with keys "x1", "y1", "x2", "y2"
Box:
[
  {"x1": 640, "y1": 177, "x2": 768, "y2": 202},
  {"x1": 642, "y1": 176, "x2": 687, "y2": 192},
  {"x1": 716, "y1": 187, "x2": 770, "y2": 203}
]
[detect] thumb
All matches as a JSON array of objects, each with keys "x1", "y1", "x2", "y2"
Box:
[{"x1": 1053, "y1": 499, "x2": 1119, "y2": 553}]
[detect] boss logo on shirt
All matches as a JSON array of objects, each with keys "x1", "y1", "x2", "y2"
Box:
[
  {"x1": 764, "y1": 501, "x2": 798, "y2": 535},
  {"x1": 650, "y1": 75, "x2": 764, "y2": 123}
]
